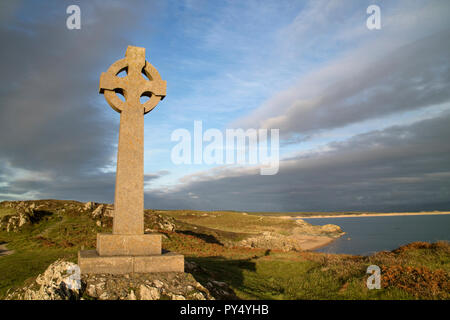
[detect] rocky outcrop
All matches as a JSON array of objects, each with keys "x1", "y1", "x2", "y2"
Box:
[
  {"x1": 85, "y1": 205, "x2": 177, "y2": 232},
  {"x1": 5, "y1": 260, "x2": 83, "y2": 300},
  {"x1": 320, "y1": 224, "x2": 343, "y2": 233},
  {"x1": 5, "y1": 259, "x2": 222, "y2": 300},
  {"x1": 294, "y1": 219, "x2": 343, "y2": 235},
  {"x1": 238, "y1": 231, "x2": 302, "y2": 252},
  {"x1": 83, "y1": 272, "x2": 212, "y2": 300},
  {"x1": 89, "y1": 203, "x2": 114, "y2": 219},
  {"x1": 0, "y1": 200, "x2": 179, "y2": 233},
  {"x1": 83, "y1": 201, "x2": 96, "y2": 211},
  {"x1": 144, "y1": 212, "x2": 177, "y2": 232},
  {"x1": 0, "y1": 201, "x2": 44, "y2": 232},
  {"x1": 236, "y1": 220, "x2": 344, "y2": 252},
  {"x1": 86, "y1": 203, "x2": 114, "y2": 227}
]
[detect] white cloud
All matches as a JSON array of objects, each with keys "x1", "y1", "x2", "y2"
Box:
[{"x1": 233, "y1": 0, "x2": 450, "y2": 140}]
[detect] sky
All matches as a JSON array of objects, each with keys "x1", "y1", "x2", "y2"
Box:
[{"x1": 0, "y1": 0, "x2": 449, "y2": 212}]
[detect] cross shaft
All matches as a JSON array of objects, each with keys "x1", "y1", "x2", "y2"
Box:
[{"x1": 99, "y1": 46, "x2": 166, "y2": 235}]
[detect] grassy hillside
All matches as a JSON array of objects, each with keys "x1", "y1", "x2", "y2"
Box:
[{"x1": 0, "y1": 200, "x2": 448, "y2": 300}]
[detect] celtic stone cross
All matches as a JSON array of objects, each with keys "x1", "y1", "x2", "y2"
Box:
[
  {"x1": 78, "y1": 46, "x2": 183, "y2": 274},
  {"x1": 99, "y1": 46, "x2": 166, "y2": 235}
]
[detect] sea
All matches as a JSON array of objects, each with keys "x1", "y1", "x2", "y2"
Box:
[{"x1": 302, "y1": 214, "x2": 450, "y2": 255}]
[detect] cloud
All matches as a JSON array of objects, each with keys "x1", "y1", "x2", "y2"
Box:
[
  {"x1": 0, "y1": 0, "x2": 158, "y2": 201},
  {"x1": 234, "y1": 1, "x2": 450, "y2": 140},
  {"x1": 144, "y1": 111, "x2": 450, "y2": 212},
  {"x1": 144, "y1": 170, "x2": 170, "y2": 189}
]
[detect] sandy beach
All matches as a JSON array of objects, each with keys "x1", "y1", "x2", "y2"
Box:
[{"x1": 293, "y1": 235, "x2": 338, "y2": 250}]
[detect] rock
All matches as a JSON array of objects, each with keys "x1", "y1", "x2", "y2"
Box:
[
  {"x1": 0, "y1": 204, "x2": 38, "y2": 232},
  {"x1": 169, "y1": 294, "x2": 186, "y2": 300},
  {"x1": 6, "y1": 216, "x2": 20, "y2": 232},
  {"x1": 191, "y1": 292, "x2": 206, "y2": 300},
  {"x1": 321, "y1": 224, "x2": 342, "y2": 233},
  {"x1": 84, "y1": 202, "x2": 96, "y2": 211},
  {"x1": 92, "y1": 205, "x2": 104, "y2": 218},
  {"x1": 127, "y1": 290, "x2": 137, "y2": 300},
  {"x1": 7, "y1": 259, "x2": 222, "y2": 300},
  {"x1": 139, "y1": 285, "x2": 160, "y2": 300},
  {"x1": 185, "y1": 260, "x2": 199, "y2": 272},
  {"x1": 18, "y1": 210, "x2": 30, "y2": 227},
  {"x1": 205, "y1": 280, "x2": 238, "y2": 300},
  {"x1": 6, "y1": 259, "x2": 83, "y2": 300},
  {"x1": 144, "y1": 212, "x2": 176, "y2": 232},
  {"x1": 294, "y1": 219, "x2": 343, "y2": 236},
  {"x1": 152, "y1": 279, "x2": 164, "y2": 288},
  {"x1": 90, "y1": 204, "x2": 114, "y2": 219},
  {"x1": 238, "y1": 232, "x2": 299, "y2": 252},
  {"x1": 86, "y1": 284, "x2": 96, "y2": 296},
  {"x1": 103, "y1": 205, "x2": 114, "y2": 218},
  {"x1": 99, "y1": 292, "x2": 109, "y2": 300}
]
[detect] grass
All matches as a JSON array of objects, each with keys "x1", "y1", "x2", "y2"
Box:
[
  {"x1": 0, "y1": 203, "x2": 102, "y2": 297},
  {"x1": 159, "y1": 210, "x2": 297, "y2": 234},
  {"x1": 188, "y1": 246, "x2": 449, "y2": 300},
  {"x1": 0, "y1": 207, "x2": 16, "y2": 218},
  {"x1": 0, "y1": 200, "x2": 449, "y2": 300}
]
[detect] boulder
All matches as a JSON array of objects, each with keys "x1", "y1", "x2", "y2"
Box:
[
  {"x1": 145, "y1": 212, "x2": 176, "y2": 232},
  {"x1": 6, "y1": 259, "x2": 83, "y2": 300},
  {"x1": 84, "y1": 202, "x2": 96, "y2": 211},
  {"x1": 321, "y1": 224, "x2": 342, "y2": 233},
  {"x1": 91, "y1": 205, "x2": 104, "y2": 218},
  {"x1": 139, "y1": 285, "x2": 160, "y2": 300}
]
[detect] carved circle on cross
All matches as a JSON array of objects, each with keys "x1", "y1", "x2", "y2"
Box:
[{"x1": 99, "y1": 46, "x2": 167, "y2": 114}]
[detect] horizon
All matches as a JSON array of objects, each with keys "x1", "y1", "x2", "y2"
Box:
[{"x1": 1, "y1": 0, "x2": 450, "y2": 212}]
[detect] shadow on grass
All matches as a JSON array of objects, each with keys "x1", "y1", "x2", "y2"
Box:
[
  {"x1": 29, "y1": 210, "x2": 53, "y2": 223},
  {"x1": 177, "y1": 230, "x2": 223, "y2": 245},
  {"x1": 186, "y1": 256, "x2": 257, "y2": 300},
  {"x1": 0, "y1": 242, "x2": 14, "y2": 257}
]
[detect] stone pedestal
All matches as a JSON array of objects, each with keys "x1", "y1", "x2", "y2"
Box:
[
  {"x1": 78, "y1": 233, "x2": 184, "y2": 274},
  {"x1": 97, "y1": 233, "x2": 162, "y2": 256},
  {"x1": 78, "y1": 250, "x2": 184, "y2": 274}
]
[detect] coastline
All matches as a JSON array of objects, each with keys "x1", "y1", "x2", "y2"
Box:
[
  {"x1": 293, "y1": 211, "x2": 450, "y2": 219},
  {"x1": 289, "y1": 212, "x2": 450, "y2": 251},
  {"x1": 297, "y1": 235, "x2": 339, "y2": 251}
]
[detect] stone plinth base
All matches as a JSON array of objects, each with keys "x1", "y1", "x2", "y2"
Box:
[
  {"x1": 78, "y1": 250, "x2": 184, "y2": 274},
  {"x1": 97, "y1": 233, "x2": 161, "y2": 256}
]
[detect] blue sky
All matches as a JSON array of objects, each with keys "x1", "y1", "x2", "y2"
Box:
[{"x1": 1, "y1": 0, "x2": 449, "y2": 211}]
